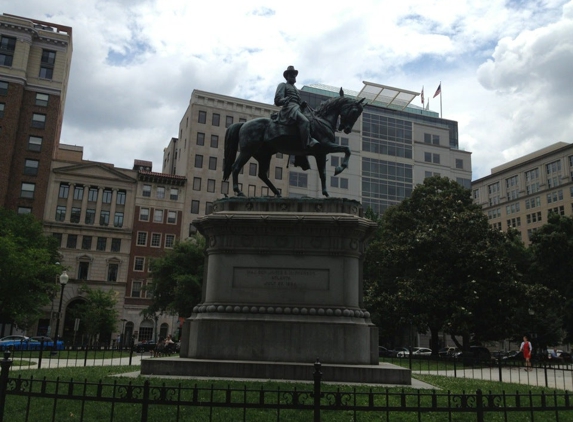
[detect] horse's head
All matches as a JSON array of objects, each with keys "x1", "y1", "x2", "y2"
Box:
[{"x1": 337, "y1": 89, "x2": 366, "y2": 134}]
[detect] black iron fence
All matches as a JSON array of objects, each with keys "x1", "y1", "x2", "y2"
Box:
[{"x1": 2, "y1": 353, "x2": 573, "y2": 422}]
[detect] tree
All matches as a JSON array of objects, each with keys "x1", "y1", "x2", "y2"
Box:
[
  {"x1": 145, "y1": 235, "x2": 205, "y2": 318},
  {"x1": 73, "y1": 285, "x2": 119, "y2": 345},
  {"x1": 528, "y1": 213, "x2": 573, "y2": 342},
  {"x1": 364, "y1": 176, "x2": 525, "y2": 352},
  {"x1": 0, "y1": 208, "x2": 61, "y2": 329}
]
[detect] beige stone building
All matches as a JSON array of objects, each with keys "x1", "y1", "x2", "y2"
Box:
[{"x1": 471, "y1": 142, "x2": 573, "y2": 244}]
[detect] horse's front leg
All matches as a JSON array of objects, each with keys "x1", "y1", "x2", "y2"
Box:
[
  {"x1": 334, "y1": 146, "x2": 351, "y2": 176},
  {"x1": 314, "y1": 154, "x2": 329, "y2": 197}
]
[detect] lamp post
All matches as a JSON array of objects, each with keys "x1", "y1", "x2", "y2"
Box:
[
  {"x1": 53, "y1": 271, "x2": 69, "y2": 349},
  {"x1": 120, "y1": 318, "x2": 127, "y2": 350}
]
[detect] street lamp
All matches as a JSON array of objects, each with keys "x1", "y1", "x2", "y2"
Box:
[{"x1": 53, "y1": 271, "x2": 69, "y2": 349}]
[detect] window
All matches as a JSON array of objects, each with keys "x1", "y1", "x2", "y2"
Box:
[
  {"x1": 24, "y1": 159, "x2": 39, "y2": 175},
  {"x1": 424, "y1": 152, "x2": 431, "y2": 162},
  {"x1": 225, "y1": 116, "x2": 234, "y2": 128},
  {"x1": 52, "y1": 233, "x2": 62, "y2": 247},
  {"x1": 207, "y1": 179, "x2": 215, "y2": 193},
  {"x1": 488, "y1": 182, "x2": 500, "y2": 194},
  {"x1": 547, "y1": 189, "x2": 564, "y2": 204},
  {"x1": 70, "y1": 207, "x2": 81, "y2": 223},
  {"x1": 433, "y1": 154, "x2": 440, "y2": 164},
  {"x1": 21, "y1": 183, "x2": 35, "y2": 198},
  {"x1": 455, "y1": 159, "x2": 463, "y2": 169},
  {"x1": 100, "y1": 210, "x2": 110, "y2": 226},
  {"x1": 137, "y1": 232, "x2": 148, "y2": 246},
  {"x1": 35, "y1": 93, "x2": 49, "y2": 107},
  {"x1": 249, "y1": 163, "x2": 257, "y2": 176},
  {"x1": 261, "y1": 187, "x2": 269, "y2": 196},
  {"x1": 525, "y1": 196, "x2": 541, "y2": 209},
  {"x1": 289, "y1": 172, "x2": 308, "y2": 188},
  {"x1": 32, "y1": 113, "x2": 46, "y2": 129},
  {"x1": 331, "y1": 156, "x2": 339, "y2": 167},
  {"x1": 59, "y1": 183, "x2": 69, "y2": 198},
  {"x1": 102, "y1": 189, "x2": 112, "y2": 203},
  {"x1": 191, "y1": 200, "x2": 200, "y2": 214},
  {"x1": 340, "y1": 137, "x2": 349, "y2": 146},
  {"x1": 85, "y1": 209, "x2": 95, "y2": 224},
  {"x1": 66, "y1": 234, "x2": 77, "y2": 249},
  {"x1": 82, "y1": 236, "x2": 92, "y2": 250},
  {"x1": 107, "y1": 263, "x2": 119, "y2": 282},
  {"x1": 197, "y1": 132, "x2": 205, "y2": 145},
  {"x1": 274, "y1": 167, "x2": 283, "y2": 180},
  {"x1": 55, "y1": 206, "x2": 66, "y2": 221},
  {"x1": 195, "y1": 155, "x2": 203, "y2": 168},
  {"x1": 39, "y1": 49, "x2": 56, "y2": 79},
  {"x1": 18, "y1": 207, "x2": 32, "y2": 214},
  {"x1": 248, "y1": 185, "x2": 256, "y2": 196},
  {"x1": 170, "y1": 188, "x2": 178, "y2": 200},
  {"x1": 116, "y1": 190, "x2": 126, "y2": 205},
  {"x1": 167, "y1": 211, "x2": 177, "y2": 224},
  {"x1": 206, "y1": 202, "x2": 213, "y2": 214},
  {"x1": 111, "y1": 238, "x2": 121, "y2": 252},
  {"x1": 97, "y1": 237, "x2": 107, "y2": 251},
  {"x1": 114, "y1": 212, "x2": 124, "y2": 227},
  {"x1": 156, "y1": 186, "x2": 165, "y2": 199},
  {"x1": 165, "y1": 234, "x2": 175, "y2": 248},
  {"x1": 212, "y1": 113, "x2": 220, "y2": 126},
  {"x1": 151, "y1": 233, "x2": 161, "y2": 247},
  {"x1": 193, "y1": 177, "x2": 201, "y2": 191},
  {"x1": 153, "y1": 209, "x2": 164, "y2": 223},
  {"x1": 330, "y1": 177, "x2": 339, "y2": 188},
  {"x1": 209, "y1": 156, "x2": 217, "y2": 170},
  {"x1": 28, "y1": 136, "x2": 42, "y2": 151},
  {"x1": 340, "y1": 178, "x2": 349, "y2": 189},
  {"x1": 88, "y1": 187, "x2": 98, "y2": 202},
  {"x1": 221, "y1": 181, "x2": 229, "y2": 195},
  {"x1": 71, "y1": 185, "x2": 83, "y2": 200},
  {"x1": 142, "y1": 184, "x2": 151, "y2": 197},
  {"x1": 134, "y1": 257, "x2": 145, "y2": 271},
  {"x1": 210, "y1": 135, "x2": 219, "y2": 148},
  {"x1": 198, "y1": 111, "x2": 206, "y2": 124},
  {"x1": 132, "y1": 281, "x2": 142, "y2": 297},
  {"x1": 546, "y1": 160, "x2": 562, "y2": 174},
  {"x1": 239, "y1": 117, "x2": 247, "y2": 123},
  {"x1": 0, "y1": 103, "x2": 4, "y2": 118},
  {"x1": 140, "y1": 207, "x2": 149, "y2": 221},
  {"x1": 78, "y1": 261, "x2": 89, "y2": 280},
  {"x1": 0, "y1": 36, "x2": 16, "y2": 66}
]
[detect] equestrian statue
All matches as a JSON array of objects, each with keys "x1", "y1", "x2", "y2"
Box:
[{"x1": 223, "y1": 65, "x2": 365, "y2": 197}]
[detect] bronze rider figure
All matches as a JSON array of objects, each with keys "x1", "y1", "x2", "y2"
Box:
[{"x1": 274, "y1": 65, "x2": 319, "y2": 150}]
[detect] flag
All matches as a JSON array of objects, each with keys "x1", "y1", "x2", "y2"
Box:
[
  {"x1": 433, "y1": 83, "x2": 441, "y2": 98},
  {"x1": 425, "y1": 99, "x2": 429, "y2": 110},
  {"x1": 421, "y1": 86, "x2": 424, "y2": 105}
]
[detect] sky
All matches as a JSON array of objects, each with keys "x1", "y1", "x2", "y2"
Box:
[{"x1": 4, "y1": 0, "x2": 573, "y2": 180}]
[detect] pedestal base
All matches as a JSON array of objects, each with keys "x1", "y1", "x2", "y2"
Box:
[{"x1": 141, "y1": 358, "x2": 412, "y2": 385}]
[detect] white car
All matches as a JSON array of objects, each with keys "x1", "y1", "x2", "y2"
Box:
[{"x1": 396, "y1": 347, "x2": 432, "y2": 357}]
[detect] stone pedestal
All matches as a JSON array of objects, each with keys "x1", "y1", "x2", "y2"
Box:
[{"x1": 142, "y1": 198, "x2": 411, "y2": 385}]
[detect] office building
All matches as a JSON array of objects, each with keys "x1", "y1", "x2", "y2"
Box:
[{"x1": 471, "y1": 142, "x2": 573, "y2": 244}]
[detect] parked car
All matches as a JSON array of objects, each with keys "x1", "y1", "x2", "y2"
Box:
[
  {"x1": 134, "y1": 340, "x2": 156, "y2": 353},
  {"x1": 501, "y1": 350, "x2": 523, "y2": 361},
  {"x1": 396, "y1": 347, "x2": 432, "y2": 358},
  {"x1": 389, "y1": 347, "x2": 410, "y2": 357},
  {"x1": 30, "y1": 336, "x2": 65, "y2": 351},
  {"x1": 439, "y1": 347, "x2": 459, "y2": 358},
  {"x1": 378, "y1": 346, "x2": 391, "y2": 357},
  {"x1": 455, "y1": 346, "x2": 492, "y2": 363},
  {"x1": 0, "y1": 335, "x2": 41, "y2": 351}
]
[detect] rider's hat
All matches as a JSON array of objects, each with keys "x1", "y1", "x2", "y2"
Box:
[{"x1": 283, "y1": 66, "x2": 299, "y2": 79}]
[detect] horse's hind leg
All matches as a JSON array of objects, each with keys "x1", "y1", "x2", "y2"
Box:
[
  {"x1": 231, "y1": 151, "x2": 252, "y2": 196},
  {"x1": 255, "y1": 153, "x2": 281, "y2": 197}
]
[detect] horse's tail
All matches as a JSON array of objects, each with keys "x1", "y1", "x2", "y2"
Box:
[{"x1": 223, "y1": 122, "x2": 244, "y2": 181}]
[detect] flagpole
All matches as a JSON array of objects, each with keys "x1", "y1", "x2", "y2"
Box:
[{"x1": 439, "y1": 81, "x2": 442, "y2": 118}]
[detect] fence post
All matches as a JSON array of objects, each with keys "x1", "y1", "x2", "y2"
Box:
[
  {"x1": 497, "y1": 356, "x2": 503, "y2": 383},
  {"x1": 544, "y1": 363, "x2": 548, "y2": 388},
  {"x1": 313, "y1": 358, "x2": 322, "y2": 422},
  {"x1": 0, "y1": 351, "x2": 13, "y2": 422},
  {"x1": 141, "y1": 380, "x2": 150, "y2": 422},
  {"x1": 37, "y1": 338, "x2": 45, "y2": 369},
  {"x1": 476, "y1": 389, "x2": 483, "y2": 422}
]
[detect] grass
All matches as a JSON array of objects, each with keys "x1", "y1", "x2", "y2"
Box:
[{"x1": 2, "y1": 365, "x2": 573, "y2": 421}]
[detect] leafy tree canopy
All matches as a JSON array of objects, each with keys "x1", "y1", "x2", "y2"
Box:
[
  {"x1": 0, "y1": 208, "x2": 61, "y2": 328},
  {"x1": 364, "y1": 176, "x2": 526, "y2": 351},
  {"x1": 145, "y1": 235, "x2": 205, "y2": 318},
  {"x1": 73, "y1": 285, "x2": 119, "y2": 344}
]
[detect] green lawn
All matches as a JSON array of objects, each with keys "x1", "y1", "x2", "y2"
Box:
[{"x1": 2, "y1": 365, "x2": 573, "y2": 421}]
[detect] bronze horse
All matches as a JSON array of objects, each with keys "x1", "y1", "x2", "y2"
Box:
[{"x1": 223, "y1": 89, "x2": 365, "y2": 197}]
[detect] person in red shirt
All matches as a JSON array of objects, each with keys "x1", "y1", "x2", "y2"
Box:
[{"x1": 520, "y1": 335, "x2": 533, "y2": 371}]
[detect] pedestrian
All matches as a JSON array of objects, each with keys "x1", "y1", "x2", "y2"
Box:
[{"x1": 520, "y1": 335, "x2": 533, "y2": 371}]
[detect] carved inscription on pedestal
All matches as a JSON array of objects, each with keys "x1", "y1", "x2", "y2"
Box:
[{"x1": 233, "y1": 268, "x2": 329, "y2": 290}]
